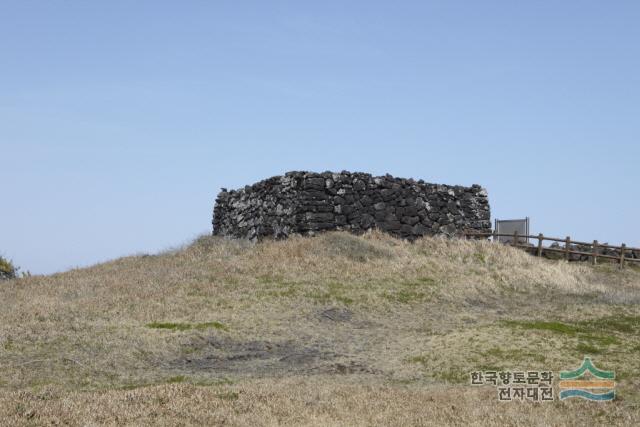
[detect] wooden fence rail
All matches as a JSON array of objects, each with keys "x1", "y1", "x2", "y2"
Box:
[{"x1": 462, "y1": 231, "x2": 640, "y2": 268}]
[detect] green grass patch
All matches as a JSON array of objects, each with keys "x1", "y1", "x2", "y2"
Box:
[
  {"x1": 166, "y1": 375, "x2": 186, "y2": 384},
  {"x1": 406, "y1": 356, "x2": 469, "y2": 384},
  {"x1": 255, "y1": 274, "x2": 300, "y2": 299},
  {"x1": 260, "y1": 287, "x2": 298, "y2": 298},
  {"x1": 402, "y1": 277, "x2": 438, "y2": 288},
  {"x1": 501, "y1": 316, "x2": 637, "y2": 352},
  {"x1": 407, "y1": 356, "x2": 428, "y2": 365},
  {"x1": 383, "y1": 290, "x2": 427, "y2": 304},
  {"x1": 433, "y1": 369, "x2": 468, "y2": 384},
  {"x1": 3, "y1": 336, "x2": 14, "y2": 350},
  {"x1": 578, "y1": 316, "x2": 640, "y2": 334},
  {"x1": 502, "y1": 317, "x2": 637, "y2": 339},
  {"x1": 305, "y1": 282, "x2": 355, "y2": 305},
  {"x1": 576, "y1": 343, "x2": 605, "y2": 355},
  {"x1": 147, "y1": 322, "x2": 191, "y2": 331},
  {"x1": 502, "y1": 320, "x2": 579, "y2": 335},
  {"x1": 146, "y1": 321, "x2": 228, "y2": 331},
  {"x1": 381, "y1": 278, "x2": 437, "y2": 304},
  {"x1": 257, "y1": 274, "x2": 287, "y2": 285},
  {"x1": 117, "y1": 382, "x2": 155, "y2": 391},
  {"x1": 580, "y1": 334, "x2": 619, "y2": 346},
  {"x1": 193, "y1": 377, "x2": 234, "y2": 387},
  {"x1": 194, "y1": 322, "x2": 228, "y2": 331}
]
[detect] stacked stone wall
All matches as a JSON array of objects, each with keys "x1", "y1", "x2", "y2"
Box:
[{"x1": 213, "y1": 171, "x2": 491, "y2": 240}]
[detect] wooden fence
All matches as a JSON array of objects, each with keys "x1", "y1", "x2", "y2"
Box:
[{"x1": 462, "y1": 231, "x2": 640, "y2": 268}]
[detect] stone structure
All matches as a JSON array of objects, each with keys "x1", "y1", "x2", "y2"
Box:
[{"x1": 212, "y1": 171, "x2": 491, "y2": 240}]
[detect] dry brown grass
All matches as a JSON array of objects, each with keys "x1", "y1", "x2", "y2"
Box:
[
  {"x1": 1, "y1": 378, "x2": 638, "y2": 427},
  {"x1": 1, "y1": 231, "x2": 639, "y2": 426}
]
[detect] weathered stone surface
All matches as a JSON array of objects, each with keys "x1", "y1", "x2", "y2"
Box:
[{"x1": 212, "y1": 171, "x2": 491, "y2": 240}]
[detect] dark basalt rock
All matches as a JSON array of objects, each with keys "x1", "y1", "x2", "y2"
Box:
[{"x1": 212, "y1": 171, "x2": 491, "y2": 241}]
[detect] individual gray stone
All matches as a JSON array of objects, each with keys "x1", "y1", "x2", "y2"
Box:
[
  {"x1": 411, "y1": 224, "x2": 427, "y2": 235},
  {"x1": 306, "y1": 212, "x2": 334, "y2": 222},
  {"x1": 402, "y1": 216, "x2": 420, "y2": 225},
  {"x1": 400, "y1": 224, "x2": 413, "y2": 235},
  {"x1": 304, "y1": 177, "x2": 325, "y2": 190}
]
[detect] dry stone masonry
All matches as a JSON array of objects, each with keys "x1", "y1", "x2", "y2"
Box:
[{"x1": 212, "y1": 171, "x2": 491, "y2": 241}]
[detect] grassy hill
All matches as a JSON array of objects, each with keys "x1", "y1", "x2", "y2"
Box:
[{"x1": 1, "y1": 231, "x2": 639, "y2": 426}]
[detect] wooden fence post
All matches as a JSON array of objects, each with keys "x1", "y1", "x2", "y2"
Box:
[
  {"x1": 513, "y1": 231, "x2": 518, "y2": 247},
  {"x1": 492, "y1": 229, "x2": 497, "y2": 243},
  {"x1": 620, "y1": 244, "x2": 626, "y2": 269},
  {"x1": 592, "y1": 240, "x2": 598, "y2": 266},
  {"x1": 537, "y1": 234, "x2": 544, "y2": 257},
  {"x1": 565, "y1": 236, "x2": 571, "y2": 261}
]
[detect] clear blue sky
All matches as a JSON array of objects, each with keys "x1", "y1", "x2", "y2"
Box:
[{"x1": 2, "y1": 1, "x2": 639, "y2": 274}]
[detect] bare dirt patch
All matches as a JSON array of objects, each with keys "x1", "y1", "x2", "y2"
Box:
[
  {"x1": 168, "y1": 334, "x2": 379, "y2": 376},
  {"x1": 318, "y1": 307, "x2": 353, "y2": 322}
]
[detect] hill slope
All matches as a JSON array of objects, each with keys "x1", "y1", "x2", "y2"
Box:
[{"x1": 1, "y1": 231, "x2": 639, "y2": 426}]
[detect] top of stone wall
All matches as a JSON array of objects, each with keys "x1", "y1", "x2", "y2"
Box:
[{"x1": 221, "y1": 170, "x2": 487, "y2": 193}]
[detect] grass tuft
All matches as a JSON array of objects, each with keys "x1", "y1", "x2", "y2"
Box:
[
  {"x1": 146, "y1": 321, "x2": 228, "y2": 331},
  {"x1": 0, "y1": 255, "x2": 18, "y2": 280},
  {"x1": 502, "y1": 320, "x2": 579, "y2": 335}
]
